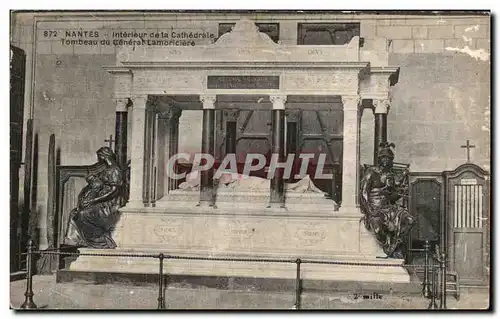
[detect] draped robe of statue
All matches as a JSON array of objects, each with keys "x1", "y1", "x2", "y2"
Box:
[{"x1": 64, "y1": 147, "x2": 127, "y2": 249}]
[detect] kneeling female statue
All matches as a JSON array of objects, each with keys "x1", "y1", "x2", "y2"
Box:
[
  {"x1": 359, "y1": 142, "x2": 414, "y2": 259},
  {"x1": 64, "y1": 147, "x2": 127, "y2": 249}
]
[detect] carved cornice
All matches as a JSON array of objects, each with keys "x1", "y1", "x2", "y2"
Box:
[{"x1": 110, "y1": 61, "x2": 370, "y2": 70}]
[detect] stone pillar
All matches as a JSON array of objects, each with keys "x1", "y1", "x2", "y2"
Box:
[
  {"x1": 285, "y1": 110, "x2": 300, "y2": 155},
  {"x1": 128, "y1": 95, "x2": 148, "y2": 207},
  {"x1": 142, "y1": 106, "x2": 157, "y2": 207},
  {"x1": 168, "y1": 107, "x2": 182, "y2": 192},
  {"x1": 341, "y1": 95, "x2": 361, "y2": 208},
  {"x1": 224, "y1": 109, "x2": 240, "y2": 155},
  {"x1": 269, "y1": 95, "x2": 287, "y2": 207},
  {"x1": 149, "y1": 109, "x2": 159, "y2": 207},
  {"x1": 157, "y1": 106, "x2": 182, "y2": 199},
  {"x1": 199, "y1": 95, "x2": 216, "y2": 207},
  {"x1": 373, "y1": 99, "x2": 389, "y2": 165},
  {"x1": 114, "y1": 98, "x2": 130, "y2": 170},
  {"x1": 286, "y1": 110, "x2": 300, "y2": 182}
]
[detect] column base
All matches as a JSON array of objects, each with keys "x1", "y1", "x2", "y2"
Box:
[
  {"x1": 124, "y1": 200, "x2": 146, "y2": 209},
  {"x1": 266, "y1": 202, "x2": 286, "y2": 209},
  {"x1": 197, "y1": 201, "x2": 216, "y2": 208}
]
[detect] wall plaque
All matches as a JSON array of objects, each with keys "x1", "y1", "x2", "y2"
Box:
[
  {"x1": 207, "y1": 76, "x2": 280, "y2": 90},
  {"x1": 460, "y1": 178, "x2": 478, "y2": 185}
]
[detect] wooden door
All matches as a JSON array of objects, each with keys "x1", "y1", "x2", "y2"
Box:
[
  {"x1": 407, "y1": 174, "x2": 444, "y2": 262},
  {"x1": 216, "y1": 109, "x2": 272, "y2": 178},
  {"x1": 296, "y1": 109, "x2": 343, "y2": 201},
  {"x1": 444, "y1": 164, "x2": 490, "y2": 285}
]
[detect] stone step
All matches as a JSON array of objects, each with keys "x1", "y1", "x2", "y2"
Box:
[{"x1": 57, "y1": 270, "x2": 421, "y2": 294}]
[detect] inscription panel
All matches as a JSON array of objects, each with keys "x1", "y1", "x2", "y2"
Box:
[
  {"x1": 207, "y1": 75, "x2": 280, "y2": 90},
  {"x1": 139, "y1": 218, "x2": 185, "y2": 245},
  {"x1": 283, "y1": 72, "x2": 358, "y2": 93},
  {"x1": 461, "y1": 178, "x2": 478, "y2": 185},
  {"x1": 294, "y1": 222, "x2": 328, "y2": 246},
  {"x1": 134, "y1": 71, "x2": 205, "y2": 93}
]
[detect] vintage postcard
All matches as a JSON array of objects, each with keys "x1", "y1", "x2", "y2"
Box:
[{"x1": 9, "y1": 10, "x2": 491, "y2": 310}]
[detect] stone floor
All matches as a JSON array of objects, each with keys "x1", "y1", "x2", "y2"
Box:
[{"x1": 10, "y1": 275, "x2": 490, "y2": 310}]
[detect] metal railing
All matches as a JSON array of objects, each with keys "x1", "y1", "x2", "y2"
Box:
[{"x1": 18, "y1": 240, "x2": 448, "y2": 310}]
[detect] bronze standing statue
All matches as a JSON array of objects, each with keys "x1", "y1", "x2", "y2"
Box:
[
  {"x1": 64, "y1": 147, "x2": 127, "y2": 249},
  {"x1": 359, "y1": 142, "x2": 414, "y2": 258}
]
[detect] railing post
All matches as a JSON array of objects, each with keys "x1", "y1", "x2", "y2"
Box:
[
  {"x1": 439, "y1": 252, "x2": 447, "y2": 309},
  {"x1": 294, "y1": 258, "x2": 301, "y2": 310},
  {"x1": 422, "y1": 240, "x2": 431, "y2": 298},
  {"x1": 157, "y1": 253, "x2": 165, "y2": 310},
  {"x1": 20, "y1": 240, "x2": 37, "y2": 309},
  {"x1": 428, "y1": 265, "x2": 438, "y2": 309}
]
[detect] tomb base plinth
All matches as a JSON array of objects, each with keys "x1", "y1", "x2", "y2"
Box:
[
  {"x1": 67, "y1": 197, "x2": 411, "y2": 284},
  {"x1": 68, "y1": 249, "x2": 410, "y2": 283}
]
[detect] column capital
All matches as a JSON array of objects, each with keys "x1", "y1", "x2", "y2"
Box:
[
  {"x1": 270, "y1": 95, "x2": 287, "y2": 110},
  {"x1": 131, "y1": 95, "x2": 148, "y2": 109},
  {"x1": 224, "y1": 109, "x2": 240, "y2": 122},
  {"x1": 159, "y1": 106, "x2": 182, "y2": 121},
  {"x1": 200, "y1": 94, "x2": 217, "y2": 109},
  {"x1": 285, "y1": 109, "x2": 300, "y2": 122},
  {"x1": 373, "y1": 99, "x2": 390, "y2": 114},
  {"x1": 114, "y1": 98, "x2": 132, "y2": 112},
  {"x1": 341, "y1": 95, "x2": 361, "y2": 110}
]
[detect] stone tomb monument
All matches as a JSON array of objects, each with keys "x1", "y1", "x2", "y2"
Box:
[{"x1": 68, "y1": 20, "x2": 409, "y2": 283}]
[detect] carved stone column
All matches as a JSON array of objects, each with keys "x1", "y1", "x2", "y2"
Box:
[
  {"x1": 142, "y1": 103, "x2": 157, "y2": 207},
  {"x1": 341, "y1": 95, "x2": 361, "y2": 208},
  {"x1": 285, "y1": 110, "x2": 300, "y2": 155},
  {"x1": 157, "y1": 106, "x2": 182, "y2": 199},
  {"x1": 114, "y1": 98, "x2": 131, "y2": 170},
  {"x1": 224, "y1": 109, "x2": 240, "y2": 155},
  {"x1": 269, "y1": 95, "x2": 287, "y2": 207},
  {"x1": 128, "y1": 95, "x2": 148, "y2": 206},
  {"x1": 373, "y1": 99, "x2": 390, "y2": 165},
  {"x1": 168, "y1": 107, "x2": 182, "y2": 192},
  {"x1": 199, "y1": 95, "x2": 216, "y2": 207}
]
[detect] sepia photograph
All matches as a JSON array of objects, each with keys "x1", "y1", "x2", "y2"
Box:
[{"x1": 9, "y1": 9, "x2": 491, "y2": 310}]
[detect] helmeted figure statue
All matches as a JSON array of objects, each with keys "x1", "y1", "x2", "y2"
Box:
[{"x1": 359, "y1": 142, "x2": 414, "y2": 259}]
